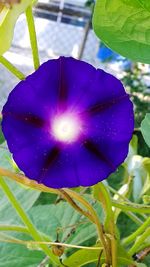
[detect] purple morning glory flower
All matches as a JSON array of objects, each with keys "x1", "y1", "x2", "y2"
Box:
[{"x1": 1, "y1": 57, "x2": 134, "y2": 188}]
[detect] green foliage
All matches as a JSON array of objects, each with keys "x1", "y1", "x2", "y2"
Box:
[
  {"x1": 0, "y1": 147, "x2": 40, "y2": 224},
  {"x1": 93, "y1": 0, "x2": 150, "y2": 63},
  {"x1": 29, "y1": 202, "x2": 81, "y2": 242},
  {"x1": 29, "y1": 200, "x2": 104, "y2": 246},
  {"x1": 117, "y1": 213, "x2": 138, "y2": 239},
  {"x1": 63, "y1": 242, "x2": 134, "y2": 267},
  {"x1": 0, "y1": 241, "x2": 44, "y2": 267},
  {"x1": 141, "y1": 114, "x2": 150, "y2": 147},
  {"x1": 0, "y1": 178, "x2": 40, "y2": 224},
  {"x1": 121, "y1": 64, "x2": 150, "y2": 129},
  {"x1": 125, "y1": 136, "x2": 150, "y2": 201}
]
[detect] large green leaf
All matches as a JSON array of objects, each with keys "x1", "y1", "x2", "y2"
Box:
[
  {"x1": 28, "y1": 197, "x2": 104, "y2": 246},
  {"x1": 0, "y1": 237, "x2": 44, "y2": 267},
  {"x1": 29, "y1": 202, "x2": 81, "y2": 242},
  {"x1": 0, "y1": 202, "x2": 98, "y2": 267},
  {"x1": 0, "y1": 0, "x2": 34, "y2": 55},
  {"x1": 141, "y1": 114, "x2": 150, "y2": 147},
  {"x1": 0, "y1": 148, "x2": 40, "y2": 224},
  {"x1": 67, "y1": 222, "x2": 96, "y2": 246},
  {"x1": 93, "y1": 0, "x2": 150, "y2": 63},
  {"x1": 0, "y1": 178, "x2": 40, "y2": 224},
  {"x1": 29, "y1": 202, "x2": 97, "y2": 245}
]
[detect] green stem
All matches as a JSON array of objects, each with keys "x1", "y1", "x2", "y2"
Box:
[
  {"x1": 94, "y1": 183, "x2": 117, "y2": 267},
  {"x1": 64, "y1": 189, "x2": 109, "y2": 265},
  {"x1": 0, "y1": 235, "x2": 103, "y2": 250},
  {"x1": 112, "y1": 200, "x2": 150, "y2": 214},
  {"x1": 0, "y1": 177, "x2": 59, "y2": 265},
  {"x1": 107, "y1": 185, "x2": 147, "y2": 220},
  {"x1": 0, "y1": 225, "x2": 29, "y2": 234},
  {"x1": 128, "y1": 227, "x2": 150, "y2": 256},
  {"x1": 59, "y1": 189, "x2": 95, "y2": 223},
  {"x1": 25, "y1": 6, "x2": 40, "y2": 70},
  {"x1": 0, "y1": 224, "x2": 51, "y2": 242},
  {"x1": 124, "y1": 211, "x2": 143, "y2": 226},
  {"x1": 0, "y1": 55, "x2": 25, "y2": 80},
  {"x1": 123, "y1": 216, "x2": 150, "y2": 246}
]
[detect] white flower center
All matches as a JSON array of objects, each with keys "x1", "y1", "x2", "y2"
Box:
[{"x1": 52, "y1": 113, "x2": 81, "y2": 143}]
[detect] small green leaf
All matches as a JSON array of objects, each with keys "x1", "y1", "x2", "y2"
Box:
[
  {"x1": 63, "y1": 247, "x2": 101, "y2": 267},
  {"x1": 93, "y1": 0, "x2": 150, "y2": 63},
  {"x1": 141, "y1": 114, "x2": 150, "y2": 147},
  {"x1": 0, "y1": 0, "x2": 35, "y2": 55},
  {"x1": 141, "y1": 158, "x2": 150, "y2": 196},
  {"x1": 129, "y1": 135, "x2": 138, "y2": 156},
  {"x1": 63, "y1": 242, "x2": 134, "y2": 267},
  {"x1": 136, "y1": 263, "x2": 147, "y2": 267}
]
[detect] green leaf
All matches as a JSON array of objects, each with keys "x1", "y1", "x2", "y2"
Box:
[
  {"x1": 0, "y1": 178, "x2": 40, "y2": 224},
  {"x1": 93, "y1": 0, "x2": 150, "y2": 63},
  {"x1": 29, "y1": 200, "x2": 104, "y2": 246},
  {"x1": 63, "y1": 247, "x2": 101, "y2": 267},
  {"x1": 141, "y1": 158, "x2": 150, "y2": 196},
  {"x1": 141, "y1": 114, "x2": 150, "y2": 147},
  {"x1": 0, "y1": 148, "x2": 40, "y2": 224},
  {"x1": 29, "y1": 202, "x2": 81, "y2": 242},
  {"x1": 63, "y1": 242, "x2": 134, "y2": 267},
  {"x1": 129, "y1": 135, "x2": 138, "y2": 156},
  {"x1": 0, "y1": 238, "x2": 44, "y2": 267},
  {"x1": 0, "y1": 0, "x2": 34, "y2": 55},
  {"x1": 136, "y1": 264, "x2": 147, "y2": 267}
]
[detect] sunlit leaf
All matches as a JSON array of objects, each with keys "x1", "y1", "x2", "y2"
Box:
[
  {"x1": 63, "y1": 247, "x2": 101, "y2": 267},
  {"x1": 141, "y1": 158, "x2": 150, "y2": 196},
  {"x1": 129, "y1": 135, "x2": 138, "y2": 156},
  {"x1": 126, "y1": 155, "x2": 146, "y2": 201},
  {"x1": 141, "y1": 114, "x2": 150, "y2": 147},
  {"x1": 0, "y1": 0, "x2": 35, "y2": 55},
  {"x1": 93, "y1": 0, "x2": 150, "y2": 63},
  {"x1": 63, "y1": 242, "x2": 134, "y2": 267},
  {"x1": 113, "y1": 176, "x2": 132, "y2": 221},
  {"x1": 125, "y1": 139, "x2": 150, "y2": 201},
  {"x1": 136, "y1": 264, "x2": 147, "y2": 267}
]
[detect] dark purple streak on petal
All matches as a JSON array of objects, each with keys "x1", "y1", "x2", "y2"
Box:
[
  {"x1": 3, "y1": 111, "x2": 46, "y2": 128},
  {"x1": 58, "y1": 57, "x2": 68, "y2": 106},
  {"x1": 38, "y1": 146, "x2": 60, "y2": 183},
  {"x1": 82, "y1": 94, "x2": 129, "y2": 115},
  {"x1": 84, "y1": 139, "x2": 115, "y2": 171}
]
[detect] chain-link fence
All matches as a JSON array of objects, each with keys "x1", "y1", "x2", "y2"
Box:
[{"x1": 0, "y1": 0, "x2": 100, "y2": 110}]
